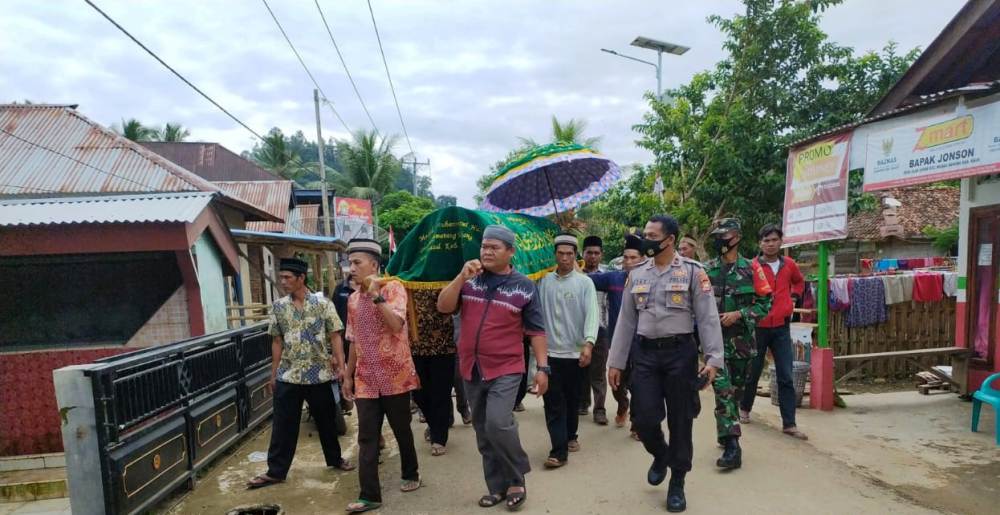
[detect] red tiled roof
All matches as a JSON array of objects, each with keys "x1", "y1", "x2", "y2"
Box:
[{"x1": 847, "y1": 186, "x2": 959, "y2": 241}]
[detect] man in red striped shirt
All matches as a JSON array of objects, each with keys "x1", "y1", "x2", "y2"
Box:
[{"x1": 740, "y1": 224, "x2": 808, "y2": 440}]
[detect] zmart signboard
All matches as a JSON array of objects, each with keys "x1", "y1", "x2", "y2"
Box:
[{"x1": 864, "y1": 100, "x2": 1000, "y2": 191}]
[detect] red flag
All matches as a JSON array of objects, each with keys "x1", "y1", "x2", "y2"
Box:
[{"x1": 388, "y1": 225, "x2": 397, "y2": 254}]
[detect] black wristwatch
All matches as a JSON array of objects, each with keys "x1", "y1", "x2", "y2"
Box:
[
  {"x1": 536, "y1": 365, "x2": 551, "y2": 376},
  {"x1": 372, "y1": 295, "x2": 387, "y2": 304}
]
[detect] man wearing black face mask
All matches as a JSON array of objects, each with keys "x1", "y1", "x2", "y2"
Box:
[
  {"x1": 704, "y1": 218, "x2": 772, "y2": 471},
  {"x1": 607, "y1": 215, "x2": 724, "y2": 512}
]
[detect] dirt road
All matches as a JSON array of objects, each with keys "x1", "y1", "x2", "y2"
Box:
[{"x1": 167, "y1": 390, "x2": 940, "y2": 514}]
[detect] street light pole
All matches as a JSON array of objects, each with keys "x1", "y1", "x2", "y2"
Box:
[{"x1": 602, "y1": 36, "x2": 688, "y2": 100}]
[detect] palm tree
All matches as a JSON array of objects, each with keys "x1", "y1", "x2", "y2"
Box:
[
  {"x1": 249, "y1": 129, "x2": 309, "y2": 181},
  {"x1": 330, "y1": 130, "x2": 402, "y2": 201},
  {"x1": 519, "y1": 116, "x2": 602, "y2": 148},
  {"x1": 159, "y1": 123, "x2": 190, "y2": 142},
  {"x1": 114, "y1": 118, "x2": 158, "y2": 142}
]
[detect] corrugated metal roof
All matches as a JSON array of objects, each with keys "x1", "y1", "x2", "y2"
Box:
[
  {"x1": 215, "y1": 180, "x2": 293, "y2": 232},
  {"x1": 790, "y1": 81, "x2": 1000, "y2": 148},
  {"x1": 284, "y1": 204, "x2": 321, "y2": 235},
  {"x1": 0, "y1": 191, "x2": 215, "y2": 226},
  {"x1": 0, "y1": 104, "x2": 279, "y2": 222},
  {"x1": 141, "y1": 142, "x2": 281, "y2": 182}
]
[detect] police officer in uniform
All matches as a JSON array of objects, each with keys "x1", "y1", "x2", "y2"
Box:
[{"x1": 608, "y1": 215, "x2": 724, "y2": 513}]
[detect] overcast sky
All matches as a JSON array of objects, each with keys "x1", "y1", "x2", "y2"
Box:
[{"x1": 1, "y1": 0, "x2": 966, "y2": 206}]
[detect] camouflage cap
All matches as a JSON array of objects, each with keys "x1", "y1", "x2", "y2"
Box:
[{"x1": 710, "y1": 218, "x2": 742, "y2": 235}]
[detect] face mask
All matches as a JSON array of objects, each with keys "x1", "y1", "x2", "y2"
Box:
[
  {"x1": 641, "y1": 237, "x2": 668, "y2": 258},
  {"x1": 713, "y1": 236, "x2": 738, "y2": 255}
]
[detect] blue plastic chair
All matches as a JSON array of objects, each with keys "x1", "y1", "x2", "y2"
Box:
[{"x1": 971, "y1": 372, "x2": 1000, "y2": 445}]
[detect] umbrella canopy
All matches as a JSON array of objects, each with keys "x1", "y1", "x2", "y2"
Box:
[
  {"x1": 385, "y1": 206, "x2": 559, "y2": 289},
  {"x1": 480, "y1": 143, "x2": 621, "y2": 217}
]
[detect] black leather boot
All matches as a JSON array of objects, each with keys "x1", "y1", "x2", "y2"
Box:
[
  {"x1": 666, "y1": 474, "x2": 686, "y2": 512},
  {"x1": 716, "y1": 436, "x2": 742, "y2": 469},
  {"x1": 647, "y1": 458, "x2": 667, "y2": 486}
]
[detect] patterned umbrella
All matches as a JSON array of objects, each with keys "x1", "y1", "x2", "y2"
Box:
[{"x1": 479, "y1": 143, "x2": 621, "y2": 217}]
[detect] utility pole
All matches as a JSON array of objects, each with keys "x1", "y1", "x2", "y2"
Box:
[
  {"x1": 314, "y1": 89, "x2": 336, "y2": 293},
  {"x1": 401, "y1": 156, "x2": 431, "y2": 196}
]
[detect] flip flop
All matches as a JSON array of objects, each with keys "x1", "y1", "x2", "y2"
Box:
[
  {"x1": 400, "y1": 478, "x2": 422, "y2": 492},
  {"x1": 543, "y1": 457, "x2": 565, "y2": 469},
  {"x1": 346, "y1": 499, "x2": 382, "y2": 513},
  {"x1": 246, "y1": 474, "x2": 283, "y2": 490},
  {"x1": 478, "y1": 492, "x2": 506, "y2": 508},
  {"x1": 431, "y1": 444, "x2": 447, "y2": 456},
  {"x1": 506, "y1": 487, "x2": 526, "y2": 511},
  {"x1": 330, "y1": 459, "x2": 356, "y2": 471}
]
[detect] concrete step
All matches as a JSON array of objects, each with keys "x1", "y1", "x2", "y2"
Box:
[{"x1": 0, "y1": 468, "x2": 67, "y2": 503}]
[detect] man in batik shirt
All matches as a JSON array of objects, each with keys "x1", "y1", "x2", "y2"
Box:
[
  {"x1": 342, "y1": 239, "x2": 422, "y2": 513},
  {"x1": 247, "y1": 258, "x2": 354, "y2": 490}
]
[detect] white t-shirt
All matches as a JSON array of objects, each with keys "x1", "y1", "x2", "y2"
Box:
[{"x1": 765, "y1": 258, "x2": 781, "y2": 275}]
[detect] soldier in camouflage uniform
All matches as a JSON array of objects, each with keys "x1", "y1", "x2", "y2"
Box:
[{"x1": 704, "y1": 219, "x2": 772, "y2": 470}]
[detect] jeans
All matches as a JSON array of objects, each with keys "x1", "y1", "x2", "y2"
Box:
[{"x1": 742, "y1": 324, "x2": 797, "y2": 428}]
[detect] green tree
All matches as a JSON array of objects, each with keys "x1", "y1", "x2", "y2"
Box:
[
  {"x1": 158, "y1": 123, "x2": 190, "y2": 142},
  {"x1": 435, "y1": 195, "x2": 457, "y2": 208},
  {"x1": 592, "y1": 0, "x2": 919, "y2": 255},
  {"x1": 520, "y1": 116, "x2": 602, "y2": 148},
  {"x1": 377, "y1": 191, "x2": 436, "y2": 242},
  {"x1": 114, "y1": 118, "x2": 158, "y2": 142},
  {"x1": 248, "y1": 128, "x2": 310, "y2": 181},
  {"x1": 331, "y1": 130, "x2": 402, "y2": 202}
]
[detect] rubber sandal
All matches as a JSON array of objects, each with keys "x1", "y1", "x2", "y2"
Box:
[
  {"x1": 346, "y1": 499, "x2": 382, "y2": 513},
  {"x1": 431, "y1": 444, "x2": 447, "y2": 456},
  {"x1": 739, "y1": 409, "x2": 751, "y2": 424},
  {"x1": 246, "y1": 474, "x2": 283, "y2": 490},
  {"x1": 400, "y1": 478, "x2": 422, "y2": 492},
  {"x1": 543, "y1": 457, "x2": 565, "y2": 469},
  {"x1": 567, "y1": 440, "x2": 581, "y2": 452},
  {"x1": 331, "y1": 459, "x2": 356, "y2": 471},
  {"x1": 478, "y1": 493, "x2": 506, "y2": 508},
  {"x1": 783, "y1": 427, "x2": 809, "y2": 440},
  {"x1": 506, "y1": 487, "x2": 526, "y2": 511}
]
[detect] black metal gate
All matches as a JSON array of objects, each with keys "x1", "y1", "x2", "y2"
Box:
[{"x1": 84, "y1": 323, "x2": 273, "y2": 514}]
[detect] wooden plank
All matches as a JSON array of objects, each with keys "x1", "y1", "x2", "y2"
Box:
[{"x1": 834, "y1": 346, "x2": 972, "y2": 361}]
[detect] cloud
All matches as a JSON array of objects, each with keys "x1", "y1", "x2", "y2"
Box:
[{"x1": 1, "y1": 0, "x2": 966, "y2": 207}]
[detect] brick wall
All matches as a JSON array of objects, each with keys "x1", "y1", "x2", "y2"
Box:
[
  {"x1": 126, "y1": 285, "x2": 191, "y2": 347},
  {"x1": 0, "y1": 348, "x2": 128, "y2": 456}
]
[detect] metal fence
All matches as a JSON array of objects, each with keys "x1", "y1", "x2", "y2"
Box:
[{"x1": 60, "y1": 323, "x2": 273, "y2": 515}]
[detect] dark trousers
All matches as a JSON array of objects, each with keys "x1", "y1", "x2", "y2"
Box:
[
  {"x1": 465, "y1": 368, "x2": 531, "y2": 495},
  {"x1": 630, "y1": 335, "x2": 699, "y2": 473},
  {"x1": 454, "y1": 361, "x2": 470, "y2": 418},
  {"x1": 580, "y1": 332, "x2": 610, "y2": 412},
  {"x1": 515, "y1": 338, "x2": 531, "y2": 406},
  {"x1": 542, "y1": 357, "x2": 582, "y2": 461},
  {"x1": 412, "y1": 354, "x2": 456, "y2": 445},
  {"x1": 355, "y1": 392, "x2": 419, "y2": 502},
  {"x1": 266, "y1": 381, "x2": 344, "y2": 480},
  {"x1": 742, "y1": 324, "x2": 797, "y2": 428}
]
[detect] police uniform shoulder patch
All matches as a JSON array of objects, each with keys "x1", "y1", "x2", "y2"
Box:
[{"x1": 696, "y1": 268, "x2": 712, "y2": 292}]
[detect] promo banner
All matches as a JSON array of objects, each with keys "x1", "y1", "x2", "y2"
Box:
[
  {"x1": 783, "y1": 132, "x2": 851, "y2": 245},
  {"x1": 864, "y1": 101, "x2": 1000, "y2": 191},
  {"x1": 333, "y1": 197, "x2": 373, "y2": 239}
]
